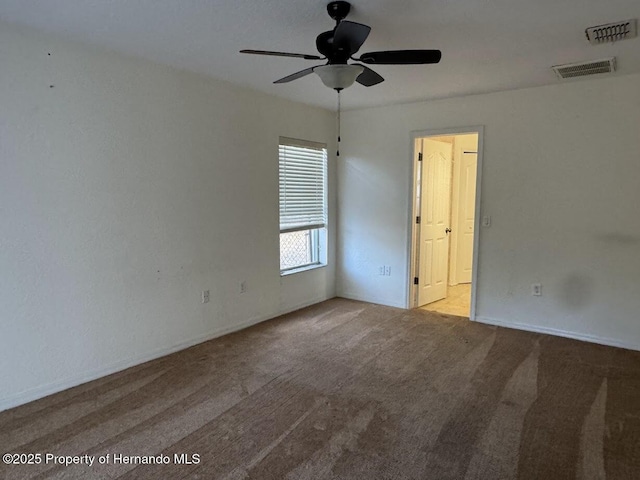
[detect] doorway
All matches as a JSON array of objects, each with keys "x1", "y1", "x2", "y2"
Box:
[{"x1": 408, "y1": 127, "x2": 483, "y2": 319}]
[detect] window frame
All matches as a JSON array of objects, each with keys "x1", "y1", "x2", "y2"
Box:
[
  {"x1": 278, "y1": 137, "x2": 328, "y2": 275},
  {"x1": 279, "y1": 228, "x2": 322, "y2": 275}
]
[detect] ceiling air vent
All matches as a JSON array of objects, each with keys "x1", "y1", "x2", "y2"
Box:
[
  {"x1": 552, "y1": 57, "x2": 616, "y2": 80},
  {"x1": 585, "y1": 19, "x2": 637, "y2": 45}
]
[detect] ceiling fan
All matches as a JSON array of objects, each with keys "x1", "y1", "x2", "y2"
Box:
[{"x1": 240, "y1": 0, "x2": 442, "y2": 91}]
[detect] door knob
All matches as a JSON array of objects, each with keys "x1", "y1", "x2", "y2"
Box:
[{"x1": 445, "y1": 228, "x2": 452, "y2": 234}]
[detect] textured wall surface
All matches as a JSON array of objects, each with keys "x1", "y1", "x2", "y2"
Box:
[
  {"x1": 0, "y1": 22, "x2": 336, "y2": 410},
  {"x1": 338, "y1": 73, "x2": 640, "y2": 350}
]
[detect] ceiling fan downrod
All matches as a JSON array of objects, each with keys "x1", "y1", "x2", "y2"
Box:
[
  {"x1": 327, "y1": 1, "x2": 351, "y2": 25},
  {"x1": 337, "y1": 90, "x2": 341, "y2": 156}
]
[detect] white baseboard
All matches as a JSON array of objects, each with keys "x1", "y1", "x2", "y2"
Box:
[
  {"x1": 279, "y1": 296, "x2": 334, "y2": 317},
  {"x1": 338, "y1": 292, "x2": 406, "y2": 309},
  {"x1": 0, "y1": 296, "x2": 334, "y2": 413},
  {"x1": 475, "y1": 316, "x2": 640, "y2": 352}
]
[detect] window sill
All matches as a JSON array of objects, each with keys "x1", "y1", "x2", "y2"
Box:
[{"x1": 280, "y1": 263, "x2": 327, "y2": 277}]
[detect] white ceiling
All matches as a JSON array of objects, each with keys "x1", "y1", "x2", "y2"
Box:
[{"x1": 1, "y1": 0, "x2": 639, "y2": 110}]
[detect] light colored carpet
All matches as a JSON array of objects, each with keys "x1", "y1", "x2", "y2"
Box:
[{"x1": 1, "y1": 298, "x2": 639, "y2": 479}]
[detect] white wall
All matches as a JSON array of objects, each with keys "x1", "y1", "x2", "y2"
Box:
[
  {"x1": 338, "y1": 73, "x2": 640, "y2": 350},
  {"x1": 0, "y1": 22, "x2": 336, "y2": 411}
]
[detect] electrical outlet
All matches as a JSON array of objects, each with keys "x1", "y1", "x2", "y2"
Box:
[
  {"x1": 202, "y1": 290, "x2": 210, "y2": 303},
  {"x1": 384, "y1": 266, "x2": 391, "y2": 276},
  {"x1": 378, "y1": 266, "x2": 385, "y2": 276},
  {"x1": 240, "y1": 281, "x2": 247, "y2": 294},
  {"x1": 532, "y1": 284, "x2": 542, "y2": 296}
]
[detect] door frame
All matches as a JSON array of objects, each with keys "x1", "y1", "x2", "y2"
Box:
[{"x1": 406, "y1": 126, "x2": 484, "y2": 320}]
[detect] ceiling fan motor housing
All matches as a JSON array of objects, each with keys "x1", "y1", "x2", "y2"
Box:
[{"x1": 316, "y1": 31, "x2": 351, "y2": 64}]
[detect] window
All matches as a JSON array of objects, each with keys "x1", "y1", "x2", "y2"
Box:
[{"x1": 279, "y1": 137, "x2": 327, "y2": 274}]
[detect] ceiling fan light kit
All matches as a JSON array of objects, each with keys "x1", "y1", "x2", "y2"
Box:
[{"x1": 315, "y1": 64, "x2": 364, "y2": 90}]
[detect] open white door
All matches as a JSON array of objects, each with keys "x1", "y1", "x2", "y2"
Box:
[
  {"x1": 417, "y1": 138, "x2": 453, "y2": 306},
  {"x1": 455, "y1": 135, "x2": 478, "y2": 284}
]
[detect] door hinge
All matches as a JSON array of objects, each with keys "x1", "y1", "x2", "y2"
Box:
[
  {"x1": 418, "y1": 152, "x2": 423, "y2": 161},
  {"x1": 414, "y1": 277, "x2": 419, "y2": 285},
  {"x1": 416, "y1": 216, "x2": 420, "y2": 224}
]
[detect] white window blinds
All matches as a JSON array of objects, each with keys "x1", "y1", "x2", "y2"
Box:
[{"x1": 279, "y1": 137, "x2": 327, "y2": 233}]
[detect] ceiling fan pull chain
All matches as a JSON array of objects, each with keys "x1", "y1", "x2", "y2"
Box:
[{"x1": 337, "y1": 89, "x2": 341, "y2": 157}]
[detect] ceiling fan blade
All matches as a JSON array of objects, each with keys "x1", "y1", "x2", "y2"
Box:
[
  {"x1": 358, "y1": 50, "x2": 442, "y2": 65},
  {"x1": 274, "y1": 67, "x2": 317, "y2": 84},
  {"x1": 353, "y1": 64, "x2": 384, "y2": 87},
  {"x1": 333, "y1": 21, "x2": 371, "y2": 54},
  {"x1": 240, "y1": 49, "x2": 323, "y2": 60}
]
